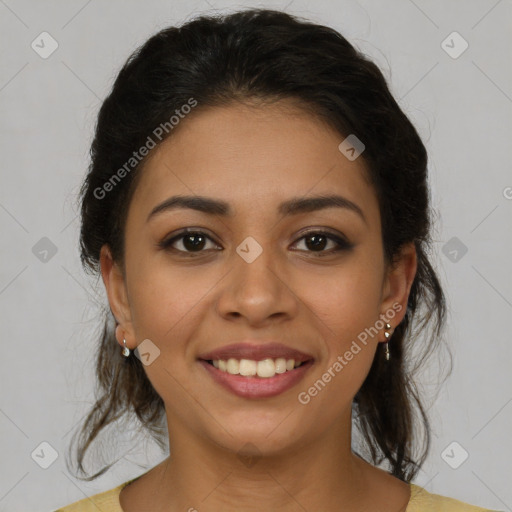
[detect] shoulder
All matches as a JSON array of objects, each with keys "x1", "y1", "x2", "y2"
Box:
[
  {"x1": 52, "y1": 479, "x2": 133, "y2": 512},
  {"x1": 407, "y1": 483, "x2": 502, "y2": 512}
]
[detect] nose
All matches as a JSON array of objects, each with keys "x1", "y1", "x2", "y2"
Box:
[{"x1": 215, "y1": 239, "x2": 299, "y2": 327}]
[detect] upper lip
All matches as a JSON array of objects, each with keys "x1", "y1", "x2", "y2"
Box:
[{"x1": 197, "y1": 342, "x2": 314, "y2": 362}]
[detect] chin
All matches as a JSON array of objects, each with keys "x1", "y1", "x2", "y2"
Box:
[{"x1": 205, "y1": 411, "x2": 309, "y2": 458}]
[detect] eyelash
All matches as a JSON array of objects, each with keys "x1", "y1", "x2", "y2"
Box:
[{"x1": 158, "y1": 228, "x2": 353, "y2": 257}]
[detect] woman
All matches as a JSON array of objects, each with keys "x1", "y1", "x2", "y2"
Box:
[{"x1": 55, "y1": 8, "x2": 499, "y2": 511}]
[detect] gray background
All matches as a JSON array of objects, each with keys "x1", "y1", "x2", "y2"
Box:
[{"x1": 1, "y1": 0, "x2": 511, "y2": 511}]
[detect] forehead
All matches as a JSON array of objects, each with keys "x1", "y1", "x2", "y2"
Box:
[{"x1": 128, "y1": 101, "x2": 379, "y2": 225}]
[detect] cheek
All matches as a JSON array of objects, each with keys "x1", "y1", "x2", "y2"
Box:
[
  {"x1": 301, "y1": 255, "x2": 384, "y2": 382},
  {"x1": 297, "y1": 269, "x2": 383, "y2": 415},
  {"x1": 125, "y1": 261, "x2": 211, "y2": 409},
  {"x1": 311, "y1": 256, "x2": 384, "y2": 331},
  {"x1": 126, "y1": 258, "x2": 211, "y2": 348}
]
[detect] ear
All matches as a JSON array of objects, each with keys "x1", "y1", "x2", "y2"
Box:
[
  {"x1": 99, "y1": 244, "x2": 135, "y2": 350},
  {"x1": 379, "y1": 241, "x2": 417, "y2": 333}
]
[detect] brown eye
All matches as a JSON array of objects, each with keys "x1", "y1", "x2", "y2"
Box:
[
  {"x1": 159, "y1": 229, "x2": 352, "y2": 257},
  {"x1": 159, "y1": 230, "x2": 219, "y2": 254},
  {"x1": 292, "y1": 230, "x2": 353, "y2": 256}
]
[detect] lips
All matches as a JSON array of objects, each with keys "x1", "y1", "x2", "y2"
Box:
[
  {"x1": 199, "y1": 358, "x2": 314, "y2": 398},
  {"x1": 197, "y1": 342, "x2": 314, "y2": 363},
  {"x1": 196, "y1": 342, "x2": 315, "y2": 398}
]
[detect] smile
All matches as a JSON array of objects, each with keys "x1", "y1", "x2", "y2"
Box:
[
  {"x1": 210, "y1": 357, "x2": 303, "y2": 377},
  {"x1": 198, "y1": 358, "x2": 314, "y2": 398}
]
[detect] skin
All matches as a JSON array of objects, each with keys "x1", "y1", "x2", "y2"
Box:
[{"x1": 100, "y1": 100, "x2": 417, "y2": 512}]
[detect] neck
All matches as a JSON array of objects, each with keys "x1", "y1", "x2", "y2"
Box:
[{"x1": 147, "y1": 411, "x2": 376, "y2": 512}]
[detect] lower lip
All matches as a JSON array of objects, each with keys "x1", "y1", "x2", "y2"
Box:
[{"x1": 198, "y1": 360, "x2": 314, "y2": 399}]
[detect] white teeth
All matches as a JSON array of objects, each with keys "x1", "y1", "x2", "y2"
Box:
[
  {"x1": 211, "y1": 357, "x2": 303, "y2": 377},
  {"x1": 239, "y1": 359, "x2": 257, "y2": 376},
  {"x1": 274, "y1": 358, "x2": 287, "y2": 374},
  {"x1": 257, "y1": 358, "x2": 275, "y2": 378},
  {"x1": 226, "y1": 358, "x2": 240, "y2": 375}
]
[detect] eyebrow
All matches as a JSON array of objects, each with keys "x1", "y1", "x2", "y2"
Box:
[{"x1": 147, "y1": 194, "x2": 367, "y2": 224}]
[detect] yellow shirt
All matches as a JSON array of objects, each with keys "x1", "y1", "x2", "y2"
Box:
[{"x1": 53, "y1": 480, "x2": 500, "y2": 511}]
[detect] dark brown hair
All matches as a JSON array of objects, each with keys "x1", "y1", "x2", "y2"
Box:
[{"x1": 68, "y1": 7, "x2": 449, "y2": 482}]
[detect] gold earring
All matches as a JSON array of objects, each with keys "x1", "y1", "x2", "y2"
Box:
[{"x1": 383, "y1": 323, "x2": 392, "y2": 361}]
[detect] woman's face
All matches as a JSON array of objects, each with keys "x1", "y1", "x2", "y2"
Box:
[{"x1": 101, "y1": 100, "x2": 415, "y2": 456}]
